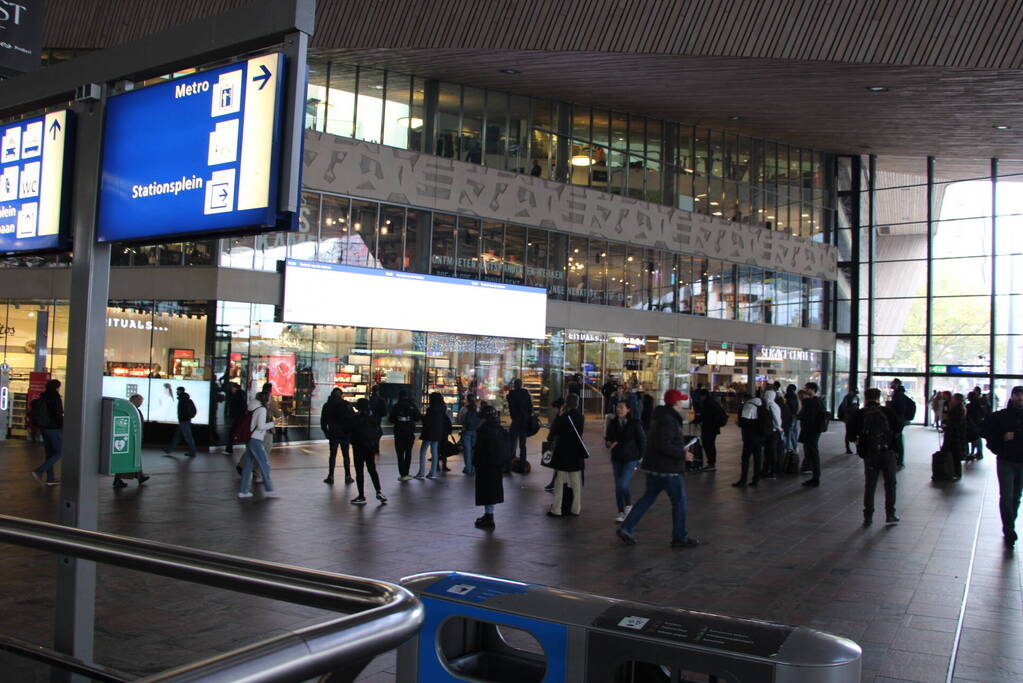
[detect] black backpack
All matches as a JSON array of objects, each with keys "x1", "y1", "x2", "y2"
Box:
[
  {"x1": 31, "y1": 396, "x2": 53, "y2": 428},
  {"x1": 184, "y1": 398, "x2": 197, "y2": 420},
  {"x1": 858, "y1": 407, "x2": 891, "y2": 460},
  {"x1": 756, "y1": 402, "x2": 774, "y2": 439}
]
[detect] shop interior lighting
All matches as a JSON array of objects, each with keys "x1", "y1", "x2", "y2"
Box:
[
  {"x1": 570, "y1": 154, "x2": 594, "y2": 166},
  {"x1": 397, "y1": 116, "x2": 424, "y2": 129}
]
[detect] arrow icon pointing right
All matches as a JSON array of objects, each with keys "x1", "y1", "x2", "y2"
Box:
[
  {"x1": 49, "y1": 119, "x2": 61, "y2": 140},
  {"x1": 218, "y1": 187, "x2": 229, "y2": 201},
  {"x1": 252, "y1": 64, "x2": 271, "y2": 90}
]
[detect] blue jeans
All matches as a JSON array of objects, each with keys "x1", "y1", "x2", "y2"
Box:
[
  {"x1": 997, "y1": 459, "x2": 1023, "y2": 542},
  {"x1": 419, "y1": 440, "x2": 439, "y2": 476},
  {"x1": 620, "y1": 473, "x2": 688, "y2": 542},
  {"x1": 509, "y1": 426, "x2": 528, "y2": 462},
  {"x1": 239, "y1": 438, "x2": 274, "y2": 493},
  {"x1": 168, "y1": 420, "x2": 197, "y2": 455},
  {"x1": 612, "y1": 460, "x2": 638, "y2": 512},
  {"x1": 785, "y1": 422, "x2": 800, "y2": 452},
  {"x1": 35, "y1": 428, "x2": 63, "y2": 481},
  {"x1": 462, "y1": 430, "x2": 477, "y2": 473}
]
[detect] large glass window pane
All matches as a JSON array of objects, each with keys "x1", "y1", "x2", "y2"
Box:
[
  {"x1": 691, "y1": 258, "x2": 708, "y2": 316},
  {"x1": 382, "y1": 71, "x2": 412, "y2": 149},
  {"x1": 706, "y1": 259, "x2": 724, "y2": 317},
  {"x1": 457, "y1": 217, "x2": 481, "y2": 280},
  {"x1": 677, "y1": 254, "x2": 693, "y2": 314},
  {"x1": 608, "y1": 148, "x2": 628, "y2": 195},
  {"x1": 409, "y1": 77, "x2": 427, "y2": 153},
  {"x1": 875, "y1": 260, "x2": 928, "y2": 299},
  {"x1": 349, "y1": 200, "x2": 378, "y2": 267},
  {"x1": 481, "y1": 220, "x2": 503, "y2": 282},
  {"x1": 994, "y1": 336, "x2": 1023, "y2": 374},
  {"x1": 586, "y1": 240, "x2": 607, "y2": 305},
  {"x1": 431, "y1": 213, "x2": 456, "y2": 276},
  {"x1": 932, "y1": 256, "x2": 991, "y2": 296},
  {"x1": 651, "y1": 251, "x2": 675, "y2": 312},
  {"x1": 931, "y1": 296, "x2": 990, "y2": 335},
  {"x1": 624, "y1": 247, "x2": 647, "y2": 310},
  {"x1": 531, "y1": 98, "x2": 556, "y2": 132},
  {"x1": 377, "y1": 204, "x2": 405, "y2": 270},
  {"x1": 566, "y1": 236, "x2": 587, "y2": 302},
  {"x1": 874, "y1": 298, "x2": 926, "y2": 335},
  {"x1": 483, "y1": 90, "x2": 508, "y2": 168},
  {"x1": 529, "y1": 129, "x2": 556, "y2": 179},
  {"x1": 507, "y1": 95, "x2": 530, "y2": 174},
  {"x1": 738, "y1": 266, "x2": 762, "y2": 323},
  {"x1": 317, "y1": 195, "x2": 348, "y2": 264},
  {"x1": 289, "y1": 192, "x2": 319, "y2": 261},
  {"x1": 305, "y1": 59, "x2": 328, "y2": 131},
  {"x1": 504, "y1": 224, "x2": 526, "y2": 284},
  {"x1": 355, "y1": 67, "x2": 384, "y2": 143},
  {"x1": 435, "y1": 82, "x2": 460, "y2": 159},
  {"x1": 931, "y1": 335, "x2": 991, "y2": 366},
  {"x1": 254, "y1": 232, "x2": 286, "y2": 271},
  {"x1": 571, "y1": 104, "x2": 591, "y2": 141},
  {"x1": 933, "y1": 218, "x2": 992, "y2": 258},
  {"x1": 873, "y1": 336, "x2": 925, "y2": 374},
  {"x1": 325, "y1": 63, "x2": 356, "y2": 138},
  {"x1": 592, "y1": 108, "x2": 610, "y2": 149},
  {"x1": 525, "y1": 229, "x2": 549, "y2": 289},
  {"x1": 461, "y1": 86, "x2": 484, "y2": 164}
]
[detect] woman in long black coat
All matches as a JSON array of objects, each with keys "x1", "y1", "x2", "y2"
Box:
[
  {"x1": 473, "y1": 403, "x2": 507, "y2": 530},
  {"x1": 546, "y1": 393, "x2": 587, "y2": 516},
  {"x1": 942, "y1": 392, "x2": 968, "y2": 480}
]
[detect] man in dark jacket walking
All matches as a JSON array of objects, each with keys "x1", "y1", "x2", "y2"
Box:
[
  {"x1": 321, "y1": 388, "x2": 354, "y2": 485},
  {"x1": 887, "y1": 378, "x2": 915, "y2": 469},
  {"x1": 165, "y1": 386, "x2": 198, "y2": 457},
  {"x1": 799, "y1": 382, "x2": 827, "y2": 487},
  {"x1": 847, "y1": 388, "x2": 900, "y2": 526},
  {"x1": 696, "y1": 389, "x2": 726, "y2": 470},
  {"x1": 30, "y1": 379, "x2": 64, "y2": 486},
  {"x1": 507, "y1": 378, "x2": 533, "y2": 468},
  {"x1": 616, "y1": 389, "x2": 700, "y2": 548},
  {"x1": 981, "y1": 385, "x2": 1023, "y2": 549},
  {"x1": 389, "y1": 389, "x2": 421, "y2": 481}
]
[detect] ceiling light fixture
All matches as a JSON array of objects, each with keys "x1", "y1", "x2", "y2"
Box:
[
  {"x1": 498, "y1": 68, "x2": 521, "y2": 74},
  {"x1": 570, "y1": 154, "x2": 594, "y2": 166},
  {"x1": 728, "y1": 115, "x2": 742, "y2": 121},
  {"x1": 865, "y1": 86, "x2": 889, "y2": 92},
  {"x1": 397, "y1": 116, "x2": 425, "y2": 130},
  {"x1": 993, "y1": 124, "x2": 1011, "y2": 130}
]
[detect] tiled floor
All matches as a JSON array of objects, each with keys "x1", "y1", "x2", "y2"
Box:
[{"x1": 0, "y1": 424, "x2": 1019, "y2": 682}]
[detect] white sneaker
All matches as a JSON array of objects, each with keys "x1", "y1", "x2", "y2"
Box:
[
  {"x1": 237, "y1": 491, "x2": 253, "y2": 499},
  {"x1": 624, "y1": 505, "x2": 633, "y2": 516},
  {"x1": 615, "y1": 512, "x2": 626, "y2": 523},
  {"x1": 264, "y1": 490, "x2": 279, "y2": 498}
]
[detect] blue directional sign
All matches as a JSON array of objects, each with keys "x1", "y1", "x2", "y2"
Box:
[
  {"x1": 0, "y1": 111, "x2": 72, "y2": 253},
  {"x1": 97, "y1": 53, "x2": 293, "y2": 242}
]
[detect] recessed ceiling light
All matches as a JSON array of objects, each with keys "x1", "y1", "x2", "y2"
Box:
[
  {"x1": 993, "y1": 124, "x2": 1011, "y2": 130},
  {"x1": 865, "y1": 86, "x2": 889, "y2": 92},
  {"x1": 498, "y1": 68, "x2": 521, "y2": 74},
  {"x1": 728, "y1": 115, "x2": 742, "y2": 120}
]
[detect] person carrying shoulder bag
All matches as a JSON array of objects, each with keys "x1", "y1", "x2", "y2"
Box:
[{"x1": 545, "y1": 393, "x2": 586, "y2": 517}]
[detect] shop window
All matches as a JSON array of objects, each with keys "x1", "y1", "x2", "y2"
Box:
[
  {"x1": 318, "y1": 195, "x2": 349, "y2": 264},
  {"x1": 404, "y1": 209, "x2": 430, "y2": 273},
  {"x1": 586, "y1": 240, "x2": 607, "y2": 305},
  {"x1": 461, "y1": 86, "x2": 484, "y2": 164},
  {"x1": 289, "y1": 192, "x2": 320, "y2": 262},
  {"x1": 529, "y1": 129, "x2": 556, "y2": 179},
  {"x1": 431, "y1": 214, "x2": 456, "y2": 277},
  {"x1": 349, "y1": 200, "x2": 379, "y2": 268},
  {"x1": 254, "y1": 232, "x2": 288, "y2": 271},
  {"x1": 435, "y1": 82, "x2": 461, "y2": 159},
  {"x1": 184, "y1": 240, "x2": 215, "y2": 266},
  {"x1": 484, "y1": 90, "x2": 508, "y2": 168},
  {"x1": 481, "y1": 221, "x2": 504, "y2": 282},
  {"x1": 220, "y1": 237, "x2": 252, "y2": 270},
  {"x1": 525, "y1": 229, "x2": 548, "y2": 289},
  {"x1": 325, "y1": 63, "x2": 356, "y2": 139},
  {"x1": 305, "y1": 59, "x2": 328, "y2": 132},
  {"x1": 409, "y1": 76, "x2": 427, "y2": 154},
  {"x1": 504, "y1": 224, "x2": 526, "y2": 284},
  {"x1": 355, "y1": 67, "x2": 384, "y2": 143},
  {"x1": 652, "y1": 251, "x2": 676, "y2": 313},
  {"x1": 605, "y1": 243, "x2": 626, "y2": 307},
  {"x1": 566, "y1": 236, "x2": 587, "y2": 303},
  {"x1": 623, "y1": 247, "x2": 645, "y2": 310},
  {"x1": 377, "y1": 205, "x2": 405, "y2": 270},
  {"x1": 547, "y1": 233, "x2": 567, "y2": 300},
  {"x1": 456, "y1": 217, "x2": 480, "y2": 280},
  {"x1": 676, "y1": 255, "x2": 693, "y2": 314},
  {"x1": 507, "y1": 95, "x2": 530, "y2": 174}
]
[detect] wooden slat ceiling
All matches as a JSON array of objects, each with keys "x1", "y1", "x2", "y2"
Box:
[{"x1": 41, "y1": 0, "x2": 1023, "y2": 158}]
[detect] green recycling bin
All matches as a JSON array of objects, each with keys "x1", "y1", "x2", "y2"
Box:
[{"x1": 100, "y1": 397, "x2": 142, "y2": 475}]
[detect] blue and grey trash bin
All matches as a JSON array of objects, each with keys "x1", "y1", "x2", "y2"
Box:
[{"x1": 397, "y1": 571, "x2": 861, "y2": 683}]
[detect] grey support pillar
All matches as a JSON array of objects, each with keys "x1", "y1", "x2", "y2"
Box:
[{"x1": 53, "y1": 89, "x2": 110, "y2": 677}]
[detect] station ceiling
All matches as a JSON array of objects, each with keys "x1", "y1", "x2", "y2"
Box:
[{"x1": 43, "y1": 0, "x2": 1023, "y2": 161}]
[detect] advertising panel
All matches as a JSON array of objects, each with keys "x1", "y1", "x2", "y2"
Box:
[
  {"x1": 0, "y1": 111, "x2": 72, "y2": 253},
  {"x1": 0, "y1": 0, "x2": 44, "y2": 74},
  {"x1": 101, "y1": 376, "x2": 210, "y2": 425},
  {"x1": 282, "y1": 259, "x2": 548, "y2": 340},
  {"x1": 98, "y1": 53, "x2": 292, "y2": 242}
]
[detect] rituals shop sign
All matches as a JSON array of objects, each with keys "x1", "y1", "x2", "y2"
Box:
[{"x1": 0, "y1": 1, "x2": 44, "y2": 75}]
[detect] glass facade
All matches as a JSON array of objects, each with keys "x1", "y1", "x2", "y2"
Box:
[
  {"x1": 835, "y1": 156, "x2": 1023, "y2": 417},
  {"x1": 221, "y1": 192, "x2": 830, "y2": 331},
  {"x1": 304, "y1": 59, "x2": 833, "y2": 241}
]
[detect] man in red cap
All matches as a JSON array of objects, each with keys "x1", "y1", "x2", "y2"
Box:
[{"x1": 617, "y1": 389, "x2": 701, "y2": 548}]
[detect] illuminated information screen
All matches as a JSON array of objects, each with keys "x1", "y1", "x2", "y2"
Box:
[
  {"x1": 98, "y1": 53, "x2": 287, "y2": 242},
  {"x1": 0, "y1": 111, "x2": 71, "y2": 253},
  {"x1": 283, "y1": 259, "x2": 548, "y2": 340}
]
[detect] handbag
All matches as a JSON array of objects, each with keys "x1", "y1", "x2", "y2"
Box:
[
  {"x1": 441, "y1": 434, "x2": 462, "y2": 458},
  {"x1": 540, "y1": 439, "x2": 554, "y2": 467}
]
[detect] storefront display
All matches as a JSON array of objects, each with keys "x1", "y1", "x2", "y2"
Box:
[{"x1": 754, "y1": 345, "x2": 824, "y2": 394}]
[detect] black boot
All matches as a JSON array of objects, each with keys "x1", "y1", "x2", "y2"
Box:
[{"x1": 474, "y1": 514, "x2": 495, "y2": 530}]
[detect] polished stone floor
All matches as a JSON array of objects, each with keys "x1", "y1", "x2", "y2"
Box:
[{"x1": 0, "y1": 423, "x2": 1019, "y2": 682}]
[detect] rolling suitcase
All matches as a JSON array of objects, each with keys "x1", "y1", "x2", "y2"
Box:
[{"x1": 931, "y1": 449, "x2": 955, "y2": 481}]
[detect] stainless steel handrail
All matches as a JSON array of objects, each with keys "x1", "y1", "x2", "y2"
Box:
[{"x1": 0, "y1": 514, "x2": 424, "y2": 682}]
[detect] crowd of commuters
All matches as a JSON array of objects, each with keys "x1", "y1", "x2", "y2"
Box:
[{"x1": 24, "y1": 371, "x2": 1023, "y2": 552}]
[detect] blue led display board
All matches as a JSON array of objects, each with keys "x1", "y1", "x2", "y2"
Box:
[
  {"x1": 97, "y1": 53, "x2": 293, "y2": 242},
  {"x1": 0, "y1": 110, "x2": 72, "y2": 254}
]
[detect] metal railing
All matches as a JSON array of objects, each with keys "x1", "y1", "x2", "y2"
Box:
[{"x1": 0, "y1": 514, "x2": 424, "y2": 682}]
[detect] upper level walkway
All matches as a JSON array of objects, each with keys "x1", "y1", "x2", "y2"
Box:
[{"x1": 0, "y1": 423, "x2": 1018, "y2": 682}]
